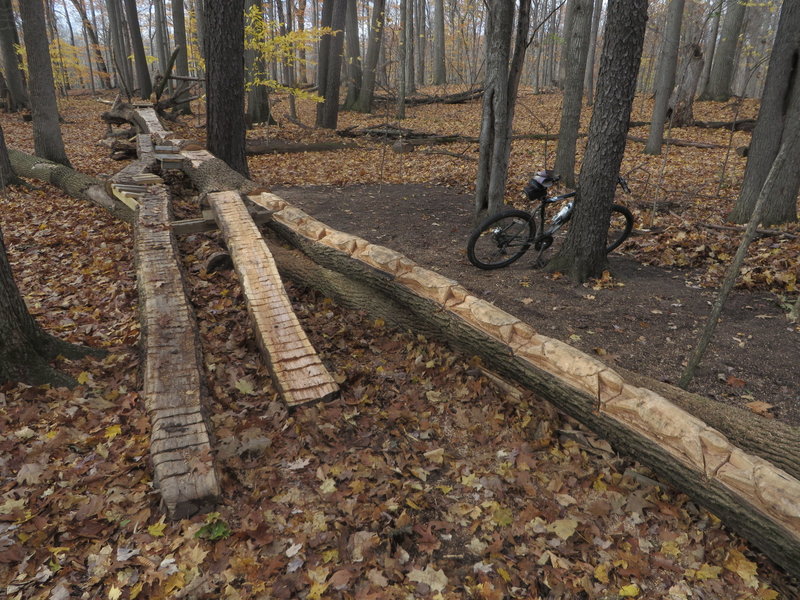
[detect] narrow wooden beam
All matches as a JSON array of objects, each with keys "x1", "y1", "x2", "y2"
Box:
[
  {"x1": 208, "y1": 191, "x2": 339, "y2": 407},
  {"x1": 135, "y1": 185, "x2": 220, "y2": 518}
]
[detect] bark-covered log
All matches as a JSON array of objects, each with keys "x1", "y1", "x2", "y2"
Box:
[
  {"x1": 246, "y1": 139, "x2": 356, "y2": 155},
  {"x1": 8, "y1": 148, "x2": 133, "y2": 224},
  {"x1": 244, "y1": 192, "x2": 800, "y2": 578}
]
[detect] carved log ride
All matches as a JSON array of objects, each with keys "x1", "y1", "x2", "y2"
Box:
[
  {"x1": 241, "y1": 191, "x2": 800, "y2": 577},
  {"x1": 133, "y1": 170, "x2": 221, "y2": 518},
  {"x1": 207, "y1": 191, "x2": 339, "y2": 407}
]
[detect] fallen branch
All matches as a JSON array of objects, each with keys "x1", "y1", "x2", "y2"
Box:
[
  {"x1": 698, "y1": 222, "x2": 798, "y2": 240},
  {"x1": 245, "y1": 139, "x2": 357, "y2": 155},
  {"x1": 627, "y1": 135, "x2": 727, "y2": 150}
]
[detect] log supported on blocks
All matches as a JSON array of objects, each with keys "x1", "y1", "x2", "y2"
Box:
[
  {"x1": 135, "y1": 182, "x2": 220, "y2": 518},
  {"x1": 208, "y1": 191, "x2": 339, "y2": 407}
]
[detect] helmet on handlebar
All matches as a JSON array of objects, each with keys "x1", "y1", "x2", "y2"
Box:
[{"x1": 523, "y1": 170, "x2": 558, "y2": 201}]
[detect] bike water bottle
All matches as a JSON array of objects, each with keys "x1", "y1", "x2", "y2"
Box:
[{"x1": 552, "y1": 202, "x2": 573, "y2": 225}]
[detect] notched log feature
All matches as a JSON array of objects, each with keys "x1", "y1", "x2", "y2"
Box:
[
  {"x1": 135, "y1": 183, "x2": 220, "y2": 518},
  {"x1": 208, "y1": 191, "x2": 339, "y2": 407}
]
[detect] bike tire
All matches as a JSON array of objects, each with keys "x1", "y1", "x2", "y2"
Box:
[
  {"x1": 606, "y1": 204, "x2": 634, "y2": 253},
  {"x1": 467, "y1": 209, "x2": 536, "y2": 270}
]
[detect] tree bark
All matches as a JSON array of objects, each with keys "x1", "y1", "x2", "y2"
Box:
[
  {"x1": 644, "y1": 0, "x2": 685, "y2": 155},
  {"x1": 0, "y1": 0, "x2": 29, "y2": 110},
  {"x1": 474, "y1": 0, "x2": 532, "y2": 218},
  {"x1": 19, "y1": 0, "x2": 71, "y2": 166},
  {"x1": 432, "y1": 0, "x2": 446, "y2": 84},
  {"x1": 69, "y1": 0, "x2": 111, "y2": 89},
  {"x1": 123, "y1": 0, "x2": 153, "y2": 98},
  {"x1": 554, "y1": 0, "x2": 593, "y2": 186},
  {"x1": 698, "y1": 0, "x2": 721, "y2": 98},
  {"x1": 669, "y1": 41, "x2": 704, "y2": 127},
  {"x1": 352, "y1": 0, "x2": 386, "y2": 113},
  {"x1": 319, "y1": 0, "x2": 347, "y2": 128},
  {"x1": 729, "y1": 1, "x2": 799, "y2": 226},
  {"x1": 547, "y1": 0, "x2": 646, "y2": 282},
  {"x1": 205, "y1": 0, "x2": 248, "y2": 177},
  {"x1": 106, "y1": 0, "x2": 133, "y2": 93},
  {"x1": 583, "y1": 0, "x2": 602, "y2": 105},
  {"x1": 245, "y1": 0, "x2": 274, "y2": 127},
  {"x1": 342, "y1": 0, "x2": 362, "y2": 110},
  {"x1": 396, "y1": 0, "x2": 409, "y2": 119},
  {"x1": 701, "y1": 0, "x2": 746, "y2": 101},
  {"x1": 171, "y1": 0, "x2": 191, "y2": 112},
  {"x1": 0, "y1": 124, "x2": 21, "y2": 186}
]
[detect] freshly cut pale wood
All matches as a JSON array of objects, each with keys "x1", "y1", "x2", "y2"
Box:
[
  {"x1": 135, "y1": 185, "x2": 220, "y2": 518},
  {"x1": 137, "y1": 107, "x2": 171, "y2": 137},
  {"x1": 249, "y1": 193, "x2": 800, "y2": 577},
  {"x1": 208, "y1": 191, "x2": 339, "y2": 407}
]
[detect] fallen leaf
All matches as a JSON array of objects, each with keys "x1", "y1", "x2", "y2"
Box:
[
  {"x1": 407, "y1": 564, "x2": 448, "y2": 592},
  {"x1": 547, "y1": 518, "x2": 578, "y2": 540},
  {"x1": 619, "y1": 583, "x2": 640, "y2": 597}
]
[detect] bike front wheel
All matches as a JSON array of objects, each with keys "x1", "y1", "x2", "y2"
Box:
[{"x1": 467, "y1": 209, "x2": 536, "y2": 270}]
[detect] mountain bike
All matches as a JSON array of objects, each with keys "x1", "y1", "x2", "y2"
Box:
[{"x1": 467, "y1": 170, "x2": 634, "y2": 270}]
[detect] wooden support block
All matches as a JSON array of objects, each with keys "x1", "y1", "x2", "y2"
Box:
[
  {"x1": 135, "y1": 185, "x2": 220, "y2": 518},
  {"x1": 172, "y1": 208, "x2": 272, "y2": 236},
  {"x1": 208, "y1": 191, "x2": 339, "y2": 407}
]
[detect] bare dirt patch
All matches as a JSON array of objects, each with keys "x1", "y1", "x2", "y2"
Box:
[{"x1": 275, "y1": 183, "x2": 800, "y2": 427}]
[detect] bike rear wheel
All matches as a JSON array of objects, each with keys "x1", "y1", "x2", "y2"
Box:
[
  {"x1": 606, "y1": 204, "x2": 634, "y2": 253},
  {"x1": 467, "y1": 209, "x2": 535, "y2": 270}
]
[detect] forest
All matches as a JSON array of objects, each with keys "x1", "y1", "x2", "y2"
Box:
[{"x1": 0, "y1": 0, "x2": 799, "y2": 598}]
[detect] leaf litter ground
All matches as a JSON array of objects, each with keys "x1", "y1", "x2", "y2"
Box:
[{"x1": 0, "y1": 92, "x2": 798, "y2": 598}]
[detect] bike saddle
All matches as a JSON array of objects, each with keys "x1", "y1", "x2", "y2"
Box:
[{"x1": 524, "y1": 170, "x2": 560, "y2": 200}]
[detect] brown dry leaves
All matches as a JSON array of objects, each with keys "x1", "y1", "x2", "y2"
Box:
[{"x1": 0, "y1": 92, "x2": 794, "y2": 598}]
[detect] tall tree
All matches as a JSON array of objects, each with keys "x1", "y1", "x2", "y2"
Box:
[
  {"x1": 0, "y1": 0, "x2": 29, "y2": 110},
  {"x1": 19, "y1": 0, "x2": 71, "y2": 166},
  {"x1": 245, "y1": 0, "x2": 272, "y2": 127},
  {"x1": 352, "y1": 0, "x2": 386, "y2": 113},
  {"x1": 701, "y1": 0, "x2": 746, "y2": 101},
  {"x1": 69, "y1": 0, "x2": 111, "y2": 89},
  {"x1": 474, "y1": 0, "x2": 532, "y2": 217},
  {"x1": 645, "y1": 0, "x2": 685, "y2": 154},
  {"x1": 343, "y1": 0, "x2": 362, "y2": 110},
  {"x1": 106, "y1": 0, "x2": 133, "y2": 92},
  {"x1": 432, "y1": 0, "x2": 446, "y2": 84},
  {"x1": 206, "y1": 0, "x2": 249, "y2": 176},
  {"x1": 729, "y1": 1, "x2": 799, "y2": 226},
  {"x1": 547, "y1": 0, "x2": 647, "y2": 282},
  {"x1": 554, "y1": 0, "x2": 593, "y2": 186},
  {"x1": 123, "y1": 0, "x2": 152, "y2": 98},
  {"x1": 172, "y1": 0, "x2": 191, "y2": 111},
  {"x1": 583, "y1": 0, "x2": 603, "y2": 105},
  {"x1": 396, "y1": 0, "x2": 409, "y2": 118},
  {"x1": 698, "y1": 0, "x2": 721, "y2": 98},
  {"x1": 316, "y1": 0, "x2": 347, "y2": 128}
]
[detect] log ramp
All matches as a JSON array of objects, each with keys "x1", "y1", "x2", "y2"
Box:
[
  {"x1": 207, "y1": 191, "x2": 339, "y2": 407},
  {"x1": 231, "y1": 189, "x2": 800, "y2": 577}
]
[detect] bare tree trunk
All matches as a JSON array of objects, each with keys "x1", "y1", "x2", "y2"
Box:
[
  {"x1": 415, "y1": 0, "x2": 425, "y2": 87},
  {"x1": 19, "y1": 0, "x2": 71, "y2": 166},
  {"x1": 729, "y1": 1, "x2": 800, "y2": 226},
  {"x1": 0, "y1": 0, "x2": 29, "y2": 110},
  {"x1": 123, "y1": 0, "x2": 153, "y2": 98},
  {"x1": 583, "y1": 0, "x2": 602, "y2": 105},
  {"x1": 680, "y1": 125, "x2": 799, "y2": 386},
  {"x1": 554, "y1": 0, "x2": 593, "y2": 186},
  {"x1": 206, "y1": 0, "x2": 249, "y2": 176},
  {"x1": 404, "y1": 0, "x2": 416, "y2": 94},
  {"x1": 644, "y1": 0, "x2": 685, "y2": 155},
  {"x1": 342, "y1": 0, "x2": 362, "y2": 110},
  {"x1": 397, "y1": 0, "x2": 409, "y2": 119},
  {"x1": 474, "y1": 0, "x2": 532, "y2": 217},
  {"x1": 153, "y1": 0, "x2": 171, "y2": 91},
  {"x1": 669, "y1": 41, "x2": 704, "y2": 127},
  {"x1": 432, "y1": 0, "x2": 445, "y2": 84},
  {"x1": 318, "y1": 0, "x2": 347, "y2": 128},
  {"x1": 70, "y1": 0, "x2": 111, "y2": 88},
  {"x1": 353, "y1": 0, "x2": 386, "y2": 113},
  {"x1": 547, "y1": 0, "x2": 646, "y2": 282},
  {"x1": 701, "y1": 0, "x2": 746, "y2": 101},
  {"x1": 296, "y1": 0, "x2": 308, "y2": 84},
  {"x1": 698, "y1": 0, "x2": 721, "y2": 98},
  {"x1": 172, "y1": 0, "x2": 191, "y2": 112}
]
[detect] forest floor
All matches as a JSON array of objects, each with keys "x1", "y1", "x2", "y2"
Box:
[{"x1": 0, "y1": 91, "x2": 798, "y2": 599}]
